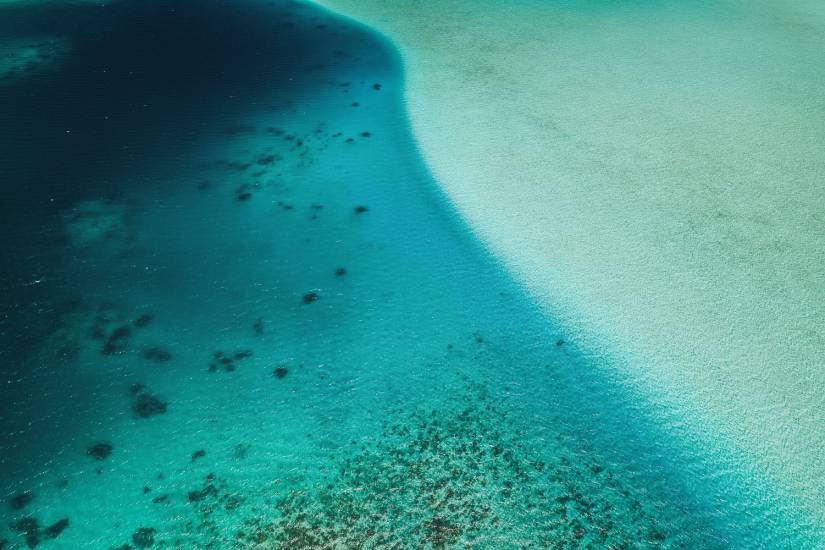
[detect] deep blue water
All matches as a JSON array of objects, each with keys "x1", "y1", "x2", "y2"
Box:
[{"x1": 0, "y1": 1, "x2": 813, "y2": 548}]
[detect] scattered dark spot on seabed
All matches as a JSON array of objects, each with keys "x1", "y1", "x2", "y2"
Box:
[
  {"x1": 9, "y1": 492, "x2": 33, "y2": 511},
  {"x1": 208, "y1": 349, "x2": 253, "y2": 372},
  {"x1": 43, "y1": 518, "x2": 69, "y2": 540},
  {"x1": 86, "y1": 441, "x2": 113, "y2": 460},
  {"x1": 141, "y1": 346, "x2": 172, "y2": 363},
  {"x1": 13, "y1": 517, "x2": 39, "y2": 549},
  {"x1": 132, "y1": 391, "x2": 167, "y2": 418},
  {"x1": 131, "y1": 527, "x2": 156, "y2": 548},
  {"x1": 133, "y1": 314, "x2": 153, "y2": 328}
]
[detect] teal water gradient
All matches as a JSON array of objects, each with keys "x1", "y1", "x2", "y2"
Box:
[{"x1": 0, "y1": 1, "x2": 816, "y2": 548}]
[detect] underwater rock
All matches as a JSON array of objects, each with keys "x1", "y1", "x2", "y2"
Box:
[
  {"x1": 133, "y1": 314, "x2": 154, "y2": 328},
  {"x1": 9, "y1": 491, "x2": 34, "y2": 510},
  {"x1": 235, "y1": 182, "x2": 254, "y2": 201},
  {"x1": 354, "y1": 205, "x2": 369, "y2": 214},
  {"x1": 102, "y1": 325, "x2": 132, "y2": 355},
  {"x1": 209, "y1": 350, "x2": 253, "y2": 372},
  {"x1": 44, "y1": 518, "x2": 69, "y2": 539},
  {"x1": 191, "y1": 449, "x2": 206, "y2": 462},
  {"x1": 302, "y1": 292, "x2": 319, "y2": 304},
  {"x1": 555, "y1": 339, "x2": 565, "y2": 347},
  {"x1": 257, "y1": 154, "x2": 279, "y2": 165},
  {"x1": 87, "y1": 442, "x2": 113, "y2": 460},
  {"x1": 360, "y1": 131, "x2": 371, "y2": 137},
  {"x1": 131, "y1": 527, "x2": 156, "y2": 548},
  {"x1": 273, "y1": 367, "x2": 288, "y2": 379},
  {"x1": 132, "y1": 392, "x2": 167, "y2": 418},
  {"x1": 141, "y1": 347, "x2": 172, "y2": 363},
  {"x1": 14, "y1": 517, "x2": 39, "y2": 549},
  {"x1": 188, "y1": 484, "x2": 218, "y2": 503},
  {"x1": 373, "y1": 83, "x2": 382, "y2": 90},
  {"x1": 334, "y1": 267, "x2": 347, "y2": 277},
  {"x1": 109, "y1": 325, "x2": 132, "y2": 341}
]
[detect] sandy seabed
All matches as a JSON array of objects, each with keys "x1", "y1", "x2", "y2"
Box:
[{"x1": 312, "y1": 0, "x2": 825, "y2": 537}]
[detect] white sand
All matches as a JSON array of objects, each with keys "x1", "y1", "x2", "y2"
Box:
[{"x1": 312, "y1": 0, "x2": 825, "y2": 532}]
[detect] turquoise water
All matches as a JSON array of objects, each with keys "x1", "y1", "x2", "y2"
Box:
[{"x1": 0, "y1": 1, "x2": 816, "y2": 548}]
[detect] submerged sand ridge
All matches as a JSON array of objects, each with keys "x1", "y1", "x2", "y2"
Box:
[{"x1": 311, "y1": 0, "x2": 825, "y2": 536}]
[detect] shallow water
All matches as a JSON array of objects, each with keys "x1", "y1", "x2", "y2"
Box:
[{"x1": 0, "y1": 1, "x2": 815, "y2": 548}]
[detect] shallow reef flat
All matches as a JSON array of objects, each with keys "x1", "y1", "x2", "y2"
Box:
[
  {"x1": 0, "y1": 0, "x2": 820, "y2": 549},
  {"x1": 312, "y1": 0, "x2": 825, "y2": 541}
]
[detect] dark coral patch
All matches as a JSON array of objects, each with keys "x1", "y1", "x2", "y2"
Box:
[
  {"x1": 132, "y1": 392, "x2": 167, "y2": 418},
  {"x1": 132, "y1": 527, "x2": 156, "y2": 548},
  {"x1": 257, "y1": 154, "x2": 279, "y2": 165},
  {"x1": 234, "y1": 350, "x2": 253, "y2": 360},
  {"x1": 209, "y1": 349, "x2": 253, "y2": 372},
  {"x1": 102, "y1": 325, "x2": 132, "y2": 355},
  {"x1": 44, "y1": 518, "x2": 69, "y2": 539},
  {"x1": 254, "y1": 383, "x2": 674, "y2": 548},
  {"x1": 86, "y1": 442, "x2": 113, "y2": 460},
  {"x1": 142, "y1": 347, "x2": 172, "y2": 363},
  {"x1": 273, "y1": 367, "x2": 288, "y2": 379},
  {"x1": 14, "y1": 517, "x2": 39, "y2": 549},
  {"x1": 9, "y1": 491, "x2": 34, "y2": 511},
  {"x1": 188, "y1": 483, "x2": 218, "y2": 503},
  {"x1": 133, "y1": 314, "x2": 154, "y2": 328}
]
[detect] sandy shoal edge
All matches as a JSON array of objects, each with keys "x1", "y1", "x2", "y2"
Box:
[{"x1": 309, "y1": 0, "x2": 825, "y2": 539}]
